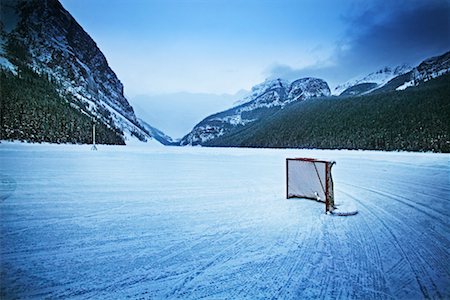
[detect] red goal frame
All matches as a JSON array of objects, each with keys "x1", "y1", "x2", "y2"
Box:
[{"x1": 286, "y1": 158, "x2": 335, "y2": 213}]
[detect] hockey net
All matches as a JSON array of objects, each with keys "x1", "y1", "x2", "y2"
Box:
[{"x1": 286, "y1": 158, "x2": 335, "y2": 213}]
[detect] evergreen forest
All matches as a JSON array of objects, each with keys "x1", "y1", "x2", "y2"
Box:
[{"x1": 0, "y1": 66, "x2": 125, "y2": 145}]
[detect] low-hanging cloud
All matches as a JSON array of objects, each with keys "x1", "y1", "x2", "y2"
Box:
[{"x1": 266, "y1": 0, "x2": 450, "y2": 88}]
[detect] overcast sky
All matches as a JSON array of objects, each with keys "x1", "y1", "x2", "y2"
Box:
[{"x1": 61, "y1": 0, "x2": 449, "y2": 96}]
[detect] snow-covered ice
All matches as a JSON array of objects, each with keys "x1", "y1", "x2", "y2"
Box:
[{"x1": 1, "y1": 143, "x2": 449, "y2": 299}]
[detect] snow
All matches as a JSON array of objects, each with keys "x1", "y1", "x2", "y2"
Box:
[
  {"x1": 182, "y1": 78, "x2": 330, "y2": 145},
  {"x1": 122, "y1": 132, "x2": 162, "y2": 147},
  {"x1": 0, "y1": 56, "x2": 17, "y2": 74},
  {"x1": 235, "y1": 78, "x2": 290, "y2": 106},
  {"x1": 396, "y1": 80, "x2": 415, "y2": 91},
  {"x1": 1, "y1": 143, "x2": 449, "y2": 299},
  {"x1": 129, "y1": 92, "x2": 241, "y2": 140},
  {"x1": 333, "y1": 65, "x2": 412, "y2": 96}
]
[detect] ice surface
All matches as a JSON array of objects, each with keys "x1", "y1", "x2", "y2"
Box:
[{"x1": 1, "y1": 143, "x2": 449, "y2": 299}]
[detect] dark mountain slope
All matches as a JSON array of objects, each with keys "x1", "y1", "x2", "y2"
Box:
[
  {"x1": 0, "y1": 0, "x2": 152, "y2": 144},
  {"x1": 0, "y1": 66, "x2": 124, "y2": 144}
]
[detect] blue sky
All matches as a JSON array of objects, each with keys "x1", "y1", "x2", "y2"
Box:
[{"x1": 61, "y1": 0, "x2": 449, "y2": 96}]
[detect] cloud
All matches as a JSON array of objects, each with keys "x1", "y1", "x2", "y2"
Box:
[
  {"x1": 337, "y1": 0, "x2": 450, "y2": 71},
  {"x1": 264, "y1": 62, "x2": 332, "y2": 81},
  {"x1": 266, "y1": 0, "x2": 450, "y2": 88}
]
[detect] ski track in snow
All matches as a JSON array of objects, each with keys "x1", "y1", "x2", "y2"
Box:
[{"x1": 0, "y1": 143, "x2": 449, "y2": 299}]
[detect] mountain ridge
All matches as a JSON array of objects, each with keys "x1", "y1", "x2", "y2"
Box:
[
  {"x1": 179, "y1": 50, "x2": 450, "y2": 152},
  {"x1": 333, "y1": 64, "x2": 412, "y2": 96},
  {"x1": 179, "y1": 77, "x2": 331, "y2": 145},
  {"x1": 0, "y1": 0, "x2": 155, "y2": 144},
  {"x1": 206, "y1": 73, "x2": 450, "y2": 152}
]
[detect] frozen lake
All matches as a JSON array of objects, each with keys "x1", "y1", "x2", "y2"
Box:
[{"x1": 1, "y1": 143, "x2": 449, "y2": 299}]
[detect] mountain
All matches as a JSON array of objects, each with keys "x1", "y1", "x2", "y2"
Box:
[
  {"x1": 138, "y1": 119, "x2": 175, "y2": 145},
  {"x1": 179, "y1": 78, "x2": 331, "y2": 146},
  {"x1": 208, "y1": 73, "x2": 450, "y2": 152},
  {"x1": 201, "y1": 52, "x2": 450, "y2": 152},
  {"x1": 334, "y1": 51, "x2": 450, "y2": 97},
  {"x1": 130, "y1": 90, "x2": 247, "y2": 140},
  {"x1": 374, "y1": 50, "x2": 450, "y2": 93},
  {"x1": 333, "y1": 65, "x2": 412, "y2": 96},
  {"x1": 0, "y1": 0, "x2": 152, "y2": 144}
]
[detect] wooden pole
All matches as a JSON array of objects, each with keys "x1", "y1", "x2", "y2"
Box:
[
  {"x1": 91, "y1": 123, "x2": 97, "y2": 150},
  {"x1": 325, "y1": 162, "x2": 329, "y2": 213}
]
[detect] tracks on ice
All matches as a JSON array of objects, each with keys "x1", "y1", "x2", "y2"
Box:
[{"x1": 340, "y1": 186, "x2": 449, "y2": 299}]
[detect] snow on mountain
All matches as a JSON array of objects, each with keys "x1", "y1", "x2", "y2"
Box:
[
  {"x1": 180, "y1": 77, "x2": 330, "y2": 146},
  {"x1": 138, "y1": 118, "x2": 175, "y2": 145},
  {"x1": 0, "y1": 0, "x2": 153, "y2": 144},
  {"x1": 376, "y1": 51, "x2": 450, "y2": 93},
  {"x1": 410, "y1": 51, "x2": 450, "y2": 85},
  {"x1": 333, "y1": 64, "x2": 412, "y2": 96},
  {"x1": 0, "y1": 0, "x2": 19, "y2": 74},
  {"x1": 234, "y1": 78, "x2": 290, "y2": 106},
  {"x1": 130, "y1": 91, "x2": 245, "y2": 140}
]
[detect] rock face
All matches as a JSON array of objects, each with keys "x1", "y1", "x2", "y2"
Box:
[
  {"x1": 0, "y1": 0, "x2": 150, "y2": 143},
  {"x1": 411, "y1": 51, "x2": 450, "y2": 84},
  {"x1": 180, "y1": 77, "x2": 330, "y2": 145}
]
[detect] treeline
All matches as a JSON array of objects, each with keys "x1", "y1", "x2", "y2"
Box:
[
  {"x1": 207, "y1": 74, "x2": 450, "y2": 152},
  {"x1": 0, "y1": 66, "x2": 125, "y2": 145}
]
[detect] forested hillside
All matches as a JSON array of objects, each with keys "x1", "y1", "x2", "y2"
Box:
[
  {"x1": 0, "y1": 66, "x2": 125, "y2": 144},
  {"x1": 0, "y1": 0, "x2": 152, "y2": 144},
  {"x1": 206, "y1": 74, "x2": 450, "y2": 152}
]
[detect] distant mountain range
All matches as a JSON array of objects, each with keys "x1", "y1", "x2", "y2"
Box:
[
  {"x1": 1, "y1": 0, "x2": 448, "y2": 151},
  {"x1": 334, "y1": 51, "x2": 450, "y2": 96},
  {"x1": 205, "y1": 72, "x2": 450, "y2": 152},
  {"x1": 130, "y1": 91, "x2": 247, "y2": 141},
  {"x1": 180, "y1": 78, "x2": 331, "y2": 145},
  {"x1": 138, "y1": 119, "x2": 175, "y2": 145},
  {"x1": 180, "y1": 52, "x2": 450, "y2": 150}
]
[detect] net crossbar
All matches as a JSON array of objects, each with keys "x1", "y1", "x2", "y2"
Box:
[{"x1": 286, "y1": 158, "x2": 335, "y2": 213}]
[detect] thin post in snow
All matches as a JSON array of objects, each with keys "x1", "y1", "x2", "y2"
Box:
[{"x1": 91, "y1": 122, "x2": 97, "y2": 151}]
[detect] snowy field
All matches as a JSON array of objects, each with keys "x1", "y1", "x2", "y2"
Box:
[{"x1": 1, "y1": 143, "x2": 449, "y2": 299}]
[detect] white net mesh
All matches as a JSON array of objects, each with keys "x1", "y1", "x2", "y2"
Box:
[
  {"x1": 287, "y1": 160, "x2": 326, "y2": 200},
  {"x1": 286, "y1": 158, "x2": 334, "y2": 212}
]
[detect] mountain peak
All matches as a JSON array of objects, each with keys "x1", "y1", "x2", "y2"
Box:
[
  {"x1": 180, "y1": 76, "x2": 330, "y2": 145},
  {"x1": 236, "y1": 78, "x2": 290, "y2": 105},
  {"x1": 333, "y1": 64, "x2": 412, "y2": 96}
]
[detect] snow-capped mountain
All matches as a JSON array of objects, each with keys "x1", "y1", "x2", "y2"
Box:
[
  {"x1": 398, "y1": 51, "x2": 450, "y2": 90},
  {"x1": 130, "y1": 90, "x2": 247, "y2": 140},
  {"x1": 333, "y1": 64, "x2": 412, "y2": 96},
  {"x1": 0, "y1": 0, "x2": 151, "y2": 144},
  {"x1": 233, "y1": 78, "x2": 290, "y2": 106},
  {"x1": 372, "y1": 50, "x2": 450, "y2": 93},
  {"x1": 180, "y1": 77, "x2": 330, "y2": 146},
  {"x1": 334, "y1": 51, "x2": 450, "y2": 96}
]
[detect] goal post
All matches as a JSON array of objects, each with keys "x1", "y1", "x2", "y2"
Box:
[{"x1": 286, "y1": 158, "x2": 335, "y2": 213}]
